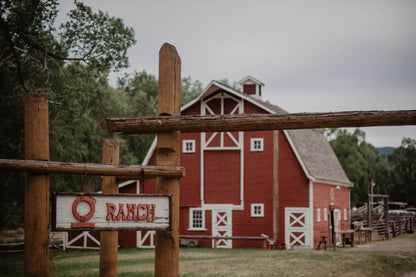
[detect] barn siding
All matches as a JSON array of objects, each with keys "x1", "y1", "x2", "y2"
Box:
[
  {"x1": 313, "y1": 183, "x2": 350, "y2": 247},
  {"x1": 180, "y1": 133, "x2": 201, "y2": 207},
  {"x1": 116, "y1": 88, "x2": 350, "y2": 250},
  {"x1": 231, "y1": 130, "x2": 274, "y2": 247},
  {"x1": 278, "y1": 132, "x2": 310, "y2": 247}
]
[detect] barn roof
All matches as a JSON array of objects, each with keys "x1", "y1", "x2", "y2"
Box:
[
  {"x1": 285, "y1": 129, "x2": 352, "y2": 186},
  {"x1": 238, "y1": 85, "x2": 352, "y2": 187},
  {"x1": 144, "y1": 79, "x2": 353, "y2": 187}
]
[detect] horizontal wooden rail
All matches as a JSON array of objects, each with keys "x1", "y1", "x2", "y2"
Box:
[
  {"x1": 107, "y1": 110, "x2": 416, "y2": 134},
  {"x1": 0, "y1": 159, "x2": 185, "y2": 179},
  {"x1": 179, "y1": 235, "x2": 266, "y2": 241}
]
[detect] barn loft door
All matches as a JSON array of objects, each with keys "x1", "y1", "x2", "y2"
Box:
[
  {"x1": 202, "y1": 94, "x2": 243, "y2": 150},
  {"x1": 212, "y1": 208, "x2": 233, "y2": 248},
  {"x1": 285, "y1": 207, "x2": 310, "y2": 249}
]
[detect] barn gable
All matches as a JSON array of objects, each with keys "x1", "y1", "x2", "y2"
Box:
[{"x1": 143, "y1": 79, "x2": 352, "y2": 188}]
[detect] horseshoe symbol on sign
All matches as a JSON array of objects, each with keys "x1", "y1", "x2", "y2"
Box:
[{"x1": 71, "y1": 196, "x2": 96, "y2": 228}]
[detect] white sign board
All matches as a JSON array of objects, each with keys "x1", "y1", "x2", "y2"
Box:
[{"x1": 52, "y1": 193, "x2": 171, "y2": 231}]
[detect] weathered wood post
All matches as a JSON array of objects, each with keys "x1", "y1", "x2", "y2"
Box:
[
  {"x1": 100, "y1": 140, "x2": 120, "y2": 276},
  {"x1": 154, "y1": 43, "x2": 181, "y2": 277},
  {"x1": 24, "y1": 93, "x2": 50, "y2": 276},
  {"x1": 384, "y1": 182, "x2": 389, "y2": 239}
]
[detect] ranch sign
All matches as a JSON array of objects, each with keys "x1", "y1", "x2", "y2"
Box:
[{"x1": 52, "y1": 193, "x2": 171, "y2": 231}]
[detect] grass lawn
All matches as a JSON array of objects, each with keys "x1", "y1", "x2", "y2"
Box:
[{"x1": 1, "y1": 234, "x2": 416, "y2": 276}]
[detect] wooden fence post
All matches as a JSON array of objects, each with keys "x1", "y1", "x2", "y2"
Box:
[
  {"x1": 100, "y1": 140, "x2": 120, "y2": 277},
  {"x1": 24, "y1": 93, "x2": 50, "y2": 276},
  {"x1": 154, "y1": 43, "x2": 181, "y2": 277}
]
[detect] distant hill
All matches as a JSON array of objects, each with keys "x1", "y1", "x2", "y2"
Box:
[{"x1": 378, "y1": 147, "x2": 395, "y2": 157}]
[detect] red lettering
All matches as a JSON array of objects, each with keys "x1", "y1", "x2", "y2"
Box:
[
  {"x1": 147, "y1": 204, "x2": 156, "y2": 221},
  {"x1": 126, "y1": 204, "x2": 136, "y2": 220},
  {"x1": 106, "y1": 203, "x2": 117, "y2": 220},
  {"x1": 116, "y1": 203, "x2": 126, "y2": 220},
  {"x1": 137, "y1": 204, "x2": 146, "y2": 220},
  {"x1": 72, "y1": 196, "x2": 95, "y2": 222}
]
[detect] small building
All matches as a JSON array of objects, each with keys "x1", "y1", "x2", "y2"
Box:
[{"x1": 69, "y1": 76, "x2": 353, "y2": 250}]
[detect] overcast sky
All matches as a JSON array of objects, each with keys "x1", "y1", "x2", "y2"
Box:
[{"x1": 59, "y1": 0, "x2": 416, "y2": 147}]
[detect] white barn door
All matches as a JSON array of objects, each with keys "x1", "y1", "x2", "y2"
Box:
[
  {"x1": 285, "y1": 207, "x2": 311, "y2": 249},
  {"x1": 212, "y1": 209, "x2": 232, "y2": 248}
]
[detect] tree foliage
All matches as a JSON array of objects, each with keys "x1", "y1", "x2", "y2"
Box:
[
  {"x1": 0, "y1": 0, "x2": 136, "y2": 92},
  {"x1": 327, "y1": 129, "x2": 414, "y2": 207},
  {"x1": 388, "y1": 138, "x2": 416, "y2": 206}
]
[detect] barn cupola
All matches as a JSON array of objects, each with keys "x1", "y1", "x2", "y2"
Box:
[{"x1": 238, "y1": 75, "x2": 264, "y2": 99}]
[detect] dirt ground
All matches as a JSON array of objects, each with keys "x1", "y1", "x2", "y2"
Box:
[
  {"x1": 341, "y1": 233, "x2": 416, "y2": 277},
  {"x1": 342, "y1": 235, "x2": 416, "y2": 252}
]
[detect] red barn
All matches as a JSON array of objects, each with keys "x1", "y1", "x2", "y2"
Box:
[{"x1": 69, "y1": 76, "x2": 352, "y2": 250}]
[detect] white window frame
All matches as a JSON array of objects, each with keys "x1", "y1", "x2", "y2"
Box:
[
  {"x1": 324, "y1": 208, "x2": 328, "y2": 221},
  {"x1": 317, "y1": 208, "x2": 321, "y2": 222},
  {"x1": 188, "y1": 208, "x2": 206, "y2": 231},
  {"x1": 250, "y1": 138, "x2": 264, "y2": 152},
  {"x1": 251, "y1": 203, "x2": 264, "y2": 217},
  {"x1": 344, "y1": 208, "x2": 347, "y2": 220},
  {"x1": 183, "y1": 139, "x2": 196, "y2": 153}
]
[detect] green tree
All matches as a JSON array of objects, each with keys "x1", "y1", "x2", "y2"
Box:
[
  {"x1": 0, "y1": 0, "x2": 136, "y2": 91},
  {"x1": 117, "y1": 71, "x2": 203, "y2": 164},
  {"x1": 0, "y1": 0, "x2": 135, "y2": 229},
  {"x1": 388, "y1": 138, "x2": 416, "y2": 206},
  {"x1": 181, "y1": 76, "x2": 203, "y2": 105},
  {"x1": 327, "y1": 128, "x2": 389, "y2": 206}
]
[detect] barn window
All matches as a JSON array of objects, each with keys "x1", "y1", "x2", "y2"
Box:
[
  {"x1": 324, "y1": 208, "x2": 328, "y2": 221},
  {"x1": 251, "y1": 203, "x2": 264, "y2": 217},
  {"x1": 344, "y1": 209, "x2": 347, "y2": 220},
  {"x1": 183, "y1": 140, "x2": 195, "y2": 153},
  {"x1": 189, "y1": 208, "x2": 205, "y2": 230},
  {"x1": 317, "y1": 208, "x2": 321, "y2": 222},
  {"x1": 250, "y1": 138, "x2": 264, "y2": 152}
]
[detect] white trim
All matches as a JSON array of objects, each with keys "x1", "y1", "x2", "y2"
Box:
[
  {"x1": 344, "y1": 208, "x2": 347, "y2": 221},
  {"x1": 240, "y1": 100, "x2": 244, "y2": 207},
  {"x1": 137, "y1": 231, "x2": 155, "y2": 248},
  {"x1": 251, "y1": 203, "x2": 264, "y2": 217},
  {"x1": 324, "y1": 208, "x2": 328, "y2": 221},
  {"x1": 212, "y1": 208, "x2": 233, "y2": 248},
  {"x1": 309, "y1": 181, "x2": 314, "y2": 249},
  {"x1": 65, "y1": 231, "x2": 100, "y2": 249},
  {"x1": 227, "y1": 132, "x2": 239, "y2": 146},
  {"x1": 316, "y1": 178, "x2": 353, "y2": 188},
  {"x1": 183, "y1": 139, "x2": 196, "y2": 153},
  {"x1": 181, "y1": 80, "x2": 276, "y2": 115},
  {"x1": 250, "y1": 138, "x2": 264, "y2": 152},
  {"x1": 205, "y1": 132, "x2": 218, "y2": 147},
  {"x1": 188, "y1": 208, "x2": 206, "y2": 231},
  {"x1": 285, "y1": 207, "x2": 311, "y2": 249},
  {"x1": 317, "y1": 208, "x2": 321, "y2": 222},
  {"x1": 142, "y1": 138, "x2": 157, "y2": 166},
  {"x1": 284, "y1": 130, "x2": 315, "y2": 182},
  {"x1": 119, "y1": 180, "x2": 136, "y2": 190},
  {"x1": 237, "y1": 75, "x2": 265, "y2": 87}
]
